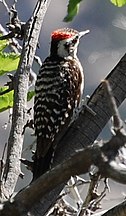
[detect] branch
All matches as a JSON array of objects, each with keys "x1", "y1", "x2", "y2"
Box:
[
  {"x1": 0, "y1": 128, "x2": 126, "y2": 215},
  {"x1": 0, "y1": 23, "x2": 21, "y2": 53},
  {"x1": 30, "y1": 53, "x2": 126, "y2": 215},
  {"x1": 0, "y1": 0, "x2": 51, "y2": 201},
  {"x1": 0, "y1": 23, "x2": 42, "y2": 64}
]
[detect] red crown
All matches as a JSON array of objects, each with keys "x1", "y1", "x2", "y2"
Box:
[{"x1": 51, "y1": 29, "x2": 75, "y2": 40}]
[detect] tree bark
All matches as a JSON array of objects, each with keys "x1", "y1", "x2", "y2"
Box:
[{"x1": 30, "y1": 54, "x2": 126, "y2": 215}]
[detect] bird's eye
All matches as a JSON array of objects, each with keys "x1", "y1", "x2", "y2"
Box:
[
  {"x1": 72, "y1": 35, "x2": 79, "y2": 44},
  {"x1": 64, "y1": 42, "x2": 69, "y2": 48},
  {"x1": 64, "y1": 35, "x2": 79, "y2": 48}
]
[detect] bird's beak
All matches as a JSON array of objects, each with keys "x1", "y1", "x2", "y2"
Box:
[{"x1": 79, "y1": 29, "x2": 90, "y2": 38}]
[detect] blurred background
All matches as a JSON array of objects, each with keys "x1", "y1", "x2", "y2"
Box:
[{"x1": 0, "y1": 0, "x2": 126, "y2": 213}]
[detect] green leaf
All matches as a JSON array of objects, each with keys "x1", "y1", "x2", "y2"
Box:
[
  {"x1": 0, "y1": 52, "x2": 20, "y2": 76},
  {"x1": 64, "y1": 0, "x2": 82, "y2": 22},
  {"x1": 0, "y1": 36, "x2": 9, "y2": 51},
  {"x1": 0, "y1": 87, "x2": 35, "y2": 112},
  {"x1": 110, "y1": 0, "x2": 126, "y2": 6},
  {"x1": 0, "y1": 87, "x2": 13, "y2": 112},
  {"x1": 27, "y1": 90, "x2": 35, "y2": 101}
]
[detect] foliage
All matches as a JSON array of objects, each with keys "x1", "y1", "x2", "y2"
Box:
[
  {"x1": 111, "y1": 0, "x2": 126, "y2": 7},
  {"x1": 0, "y1": 37, "x2": 9, "y2": 51},
  {"x1": 0, "y1": 87, "x2": 35, "y2": 112},
  {"x1": 0, "y1": 36, "x2": 20, "y2": 75},
  {"x1": 0, "y1": 87, "x2": 13, "y2": 112},
  {"x1": 64, "y1": 0, "x2": 126, "y2": 22},
  {"x1": 64, "y1": 0, "x2": 82, "y2": 22},
  {"x1": 0, "y1": 52, "x2": 20, "y2": 75},
  {"x1": 0, "y1": 37, "x2": 35, "y2": 112}
]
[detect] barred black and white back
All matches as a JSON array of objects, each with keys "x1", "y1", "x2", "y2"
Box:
[{"x1": 33, "y1": 28, "x2": 89, "y2": 180}]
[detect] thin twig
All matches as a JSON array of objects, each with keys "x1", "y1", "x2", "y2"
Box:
[
  {"x1": 0, "y1": 23, "x2": 42, "y2": 65},
  {"x1": 0, "y1": 0, "x2": 10, "y2": 12},
  {"x1": 0, "y1": 143, "x2": 7, "y2": 181},
  {"x1": 102, "y1": 80, "x2": 122, "y2": 130}
]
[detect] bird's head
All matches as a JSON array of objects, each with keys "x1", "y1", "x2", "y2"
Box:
[{"x1": 50, "y1": 28, "x2": 90, "y2": 58}]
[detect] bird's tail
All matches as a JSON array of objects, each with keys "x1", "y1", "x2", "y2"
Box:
[{"x1": 32, "y1": 145, "x2": 54, "y2": 181}]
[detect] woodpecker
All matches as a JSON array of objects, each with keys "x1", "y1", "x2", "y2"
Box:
[{"x1": 33, "y1": 28, "x2": 89, "y2": 180}]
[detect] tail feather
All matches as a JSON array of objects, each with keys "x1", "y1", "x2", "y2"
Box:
[{"x1": 33, "y1": 145, "x2": 54, "y2": 181}]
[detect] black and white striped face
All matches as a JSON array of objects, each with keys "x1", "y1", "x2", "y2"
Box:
[
  {"x1": 57, "y1": 35, "x2": 80, "y2": 58},
  {"x1": 50, "y1": 28, "x2": 90, "y2": 58}
]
